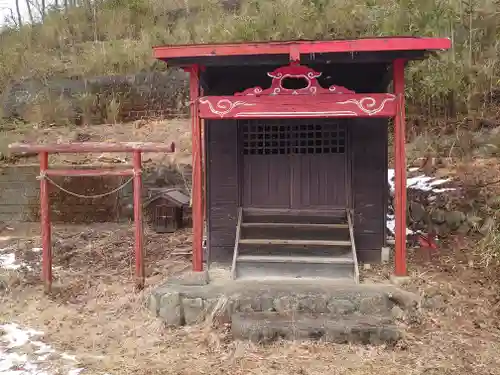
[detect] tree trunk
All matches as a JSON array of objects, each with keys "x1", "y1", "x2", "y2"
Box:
[
  {"x1": 15, "y1": 0, "x2": 23, "y2": 27},
  {"x1": 41, "y1": 0, "x2": 46, "y2": 19},
  {"x1": 26, "y1": 0, "x2": 34, "y2": 23}
]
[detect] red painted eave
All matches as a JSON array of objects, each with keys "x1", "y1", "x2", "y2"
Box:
[{"x1": 153, "y1": 37, "x2": 451, "y2": 60}]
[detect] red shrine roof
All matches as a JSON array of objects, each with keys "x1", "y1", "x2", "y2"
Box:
[{"x1": 153, "y1": 37, "x2": 451, "y2": 67}]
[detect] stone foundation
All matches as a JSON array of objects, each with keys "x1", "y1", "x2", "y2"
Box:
[{"x1": 148, "y1": 268, "x2": 420, "y2": 343}]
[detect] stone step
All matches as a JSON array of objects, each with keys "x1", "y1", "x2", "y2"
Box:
[
  {"x1": 149, "y1": 277, "x2": 420, "y2": 329},
  {"x1": 231, "y1": 312, "x2": 401, "y2": 344},
  {"x1": 234, "y1": 257, "x2": 356, "y2": 281}
]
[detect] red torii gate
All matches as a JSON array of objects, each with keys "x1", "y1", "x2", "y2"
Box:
[{"x1": 8, "y1": 142, "x2": 175, "y2": 293}]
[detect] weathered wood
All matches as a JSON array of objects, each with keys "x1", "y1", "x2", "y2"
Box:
[
  {"x1": 238, "y1": 239, "x2": 352, "y2": 246},
  {"x1": 46, "y1": 168, "x2": 134, "y2": 177},
  {"x1": 8, "y1": 142, "x2": 176, "y2": 154},
  {"x1": 237, "y1": 255, "x2": 354, "y2": 264},
  {"x1": 347, "y1": 209, "x2": 360, "y2": 284},
  {"x1": 231, "y1": 207, "x2": 243, "y2": 279},
  {"x1": 241, "y1": 222, "x2": 349, "y2": 229},
  {"x1": 243, "y1": 207, "x2": 346, "y2": 217}
]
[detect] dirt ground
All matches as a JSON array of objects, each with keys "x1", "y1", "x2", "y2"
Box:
[
  {"x1": 2, "y1": 122, "x2": 500, "y2": 374},
  {"x1": 1, "y1": 222, "x2": 500, "y2": 375}
]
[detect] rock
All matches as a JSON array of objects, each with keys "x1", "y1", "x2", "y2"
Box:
[
  {"x1": 386, "y1": 289, "x2": 420, "y2": 309},
  {"x1": 409, "y1": 202, "x2": 426, "y2": 222},
  {"x1": 158, "y1": 292, "x2": 183, "y2": 326},
  {"x1": 431, "y1": 209, "x2": 446, "y2": 224},
  {"x1": 445, "y1": 210, "x2": 466, "y2": 230},
  {"x1": 487, "y1": 196, "x2": 500, "y2": 208},
  {"x1": 435, "y1": 223, "x2": 451, "y2": 236},
  {"x1": 274, "y1": 296, "x2": 298, "y2": 313},
  {"x1": 297, "y1": 297, "x2": 327, "y2": 313},
  {"x1": 391, "y1": 305, "x2": 405, "y2": 320},
  {"x1": 148, "y1": 294, "x2": 160, "y2": 316},
  {"x1": 231, "y1": 312, "x2": 402, "y2": 345},
  {"x1": 359, "y1": 296, "x2": 388, "y2": 315},
  {"x1": 479, "y1": 217, "x2": 495, "y2": 235},
  {"x1": 327, "y1": 299, "x2": 356, "y2": 315},
  {"x1": 183, "y1": 297, "x2": 204, "y2": 324},
  {"x1": 467, "y1": 214, "x2": 483, "y2": 229},
  {"x1": 457, "y1": 222, "x2": 471, "y2": 235},
  {"x1": 422, "y1": 295, "x2": 446, "y2": 310}
]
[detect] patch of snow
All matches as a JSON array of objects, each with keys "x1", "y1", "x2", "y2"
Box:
[
  {"x1": 1, "y1": 324, "x2": 43, "y2": 348},
  {"x1": 386, "y1": 215, "x2": 416, "y2": 236},
  {"x1": 0, "y1": 253, "x2": 20, "y2": 270},
  {"x1": 31, "y1": 248, "x2": 42, "y2": 253},
  {"x1": 0, "y1": 323, "x2": 84, "y2": 375},
  {"x1": 388, "y1": 169, "x2": 455, "y2": 194},
  {"x1": 387, "y1": 168, "x2": 456, "y2": 237},
  {"x1": 61, "y1": 353, "x2": 77, "y2": 362}
]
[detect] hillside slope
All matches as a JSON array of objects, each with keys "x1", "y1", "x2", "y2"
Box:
[{"x1": 0, "y1": 0, "x2": 498, "y2": 122}]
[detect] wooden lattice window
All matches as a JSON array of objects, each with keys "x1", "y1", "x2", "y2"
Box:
[{"x1": 241, "y1": 120, "x2": 345, "y2": 155}]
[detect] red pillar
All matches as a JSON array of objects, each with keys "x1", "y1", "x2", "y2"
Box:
[
  {"x1": 188, "y1": 65, "x2": 203, "y2": 272},
  {"x1": 133, "y1": 150, "x2": 145, "y2": 289},
  {"x1": 39, "y1": 152, "x2": 52, "y2": 293},
  {"x1": 393, "y1": 58, "x2": 407, "y2": 276}
]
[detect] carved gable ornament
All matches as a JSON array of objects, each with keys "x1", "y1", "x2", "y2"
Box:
[{"x1": 235, "y1": 64, "x2": 355, "y2": 96}]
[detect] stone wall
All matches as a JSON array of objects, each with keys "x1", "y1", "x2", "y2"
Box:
[
  {"x1": 0, "y1": 164, "x2": 187, "y2": 224},
  {"x1": 1, "y1": 70, "x2": 189, "y2": 124}
]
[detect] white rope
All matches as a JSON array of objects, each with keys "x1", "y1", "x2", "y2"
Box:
[{"x1": 37, "y1": 173, "x2": 134, "y2": 199}]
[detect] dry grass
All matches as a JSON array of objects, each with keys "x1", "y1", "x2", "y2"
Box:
[
  {"x1": 1, "y1": 222, "x2": 500, "y2": 375},
  {"x1": 1, "y1": 118, "x2": 192, "y2": 166},
  {"x1": 0, "y1": 0, "x2": 499, "y2": 122}
]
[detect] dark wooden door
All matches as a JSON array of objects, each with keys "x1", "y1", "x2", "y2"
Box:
[{"x1": 241, "y1": 120, "x2": 347, "y2": 209}]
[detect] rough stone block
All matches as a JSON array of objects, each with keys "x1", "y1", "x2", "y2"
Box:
[
  {"x1": 297, "y1": 296, "x2": 328, "y2": 313},
  {"x1": 327, "y1": 299, "x2": 356, "y2": 315},
  {"x1": 389, "y1": 275, "x2": 412, "y2": 287},
  {"x1": 237, "y1": 297, "x2": 258, "y2": 312},
  {"x1": 274, "y1": 296, "x2": 298, "y2": 313},
  {"x1": 204, "y1": 297, "x2": 232, "y2": 324},
  {"x1": 381, "y1": 247, "x2": 390, "y2": 263},
  {"x1": 158, "y1": 292, "x2": 183, "y2": 326},
  {"x1": 259, "y1": 296, "x2": 275, "y2": 312},
  {"x1": 148, "y1": 294, "x2": 160, "y2": 317},
  {"x1": 359, "y1": 295, "x2": 388, "y2": 314},
  {"x1": 183, "y1": 297, "x2": 204, "y2": 324},
  {"x1": 231, "y1": 312, "x2": 401, "y2": 345}
]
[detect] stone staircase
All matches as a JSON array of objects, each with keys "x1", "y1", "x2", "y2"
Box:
[
  {"x1": 148, "y1": 277, "x2": 420, "y2": 345},
  {"x1": 231, "y1": 208, "x2": 359, "y2": 283}
]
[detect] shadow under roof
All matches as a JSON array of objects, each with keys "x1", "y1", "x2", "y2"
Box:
[{"x1": 153, "y1": 37, "x2": 451, "y2": 67}]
